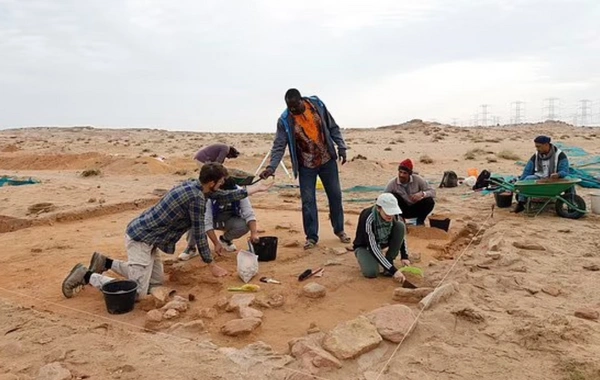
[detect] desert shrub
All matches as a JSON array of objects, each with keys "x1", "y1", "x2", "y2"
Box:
[
  {"x1": 496, "y1": 150, "x2": 521, "y2": 160},
  {"x1": 81, "y1": 169, "x2": 101, "y2": 177},
  {"x1": 464, "y1": 148, "x2": 486, "y2": 160},
  {"x1": 420, "y1": 155, "x2": 434, "y2": 164}
]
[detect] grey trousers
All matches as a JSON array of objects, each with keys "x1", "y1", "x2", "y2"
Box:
[
  {"x1": 186, "y1": 216, "x2": 250, "y2": 250},
  {"x1": 89, "y1": 235, "x2": 164, "y2": 297}
]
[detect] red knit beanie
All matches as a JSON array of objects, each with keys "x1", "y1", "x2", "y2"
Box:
[{"x1": 398, "y1": 159, "x2": 413, "y2": 174}]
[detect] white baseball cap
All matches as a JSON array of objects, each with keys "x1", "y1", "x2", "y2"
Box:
[{"x1": 376, "y1": 193, "x2": 402, "y2": 215}]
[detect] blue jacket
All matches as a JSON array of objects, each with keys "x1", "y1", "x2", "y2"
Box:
[
  {"x1": 266, "y1": 96, "x2": 347, "y2": 178},
  {"x1": 520, "y1": 145, "x2": 569, "y2": 180}
]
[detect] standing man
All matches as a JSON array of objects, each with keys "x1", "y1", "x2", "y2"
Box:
[
  {"x1": 259, "y1": 88, "x2": 349, "y2": 250},
  {"x1": 385, "y1": 159, "x2": 436, "y2": 225},
  {"x1": 178, "y1": 177, "x2": 260, "y2": 260},
  {"x1": 513, "y1": 135, "x2": 570, "y2": 213},
  {"x1": 61, "y1": 163, "x2": 272, "y2": 299},
  {"x1": 194, "y1": 143, "x2": 240, "y2": 166}
]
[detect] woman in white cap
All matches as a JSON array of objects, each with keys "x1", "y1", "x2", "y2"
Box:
[{"x1": 352, "y1": 193, "x2": 410, "y2": 283}]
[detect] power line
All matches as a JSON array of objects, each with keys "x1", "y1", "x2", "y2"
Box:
[
  {"x1": 510, "y1": 101, "x2": 525, "y2": 124},
  {"x1": 479, "y1": 104, "x2": 490, "y2": 126},
  {"x1": 578, "y1": 99, "x2": 592, "y2": 126},
  {"x1": 542, "y1": 97, "x2": 560, "y2": 120}
]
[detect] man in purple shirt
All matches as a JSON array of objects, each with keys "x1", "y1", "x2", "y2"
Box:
[{"x1": 194, "y1": 143, "x2": 240, "y2": 166}]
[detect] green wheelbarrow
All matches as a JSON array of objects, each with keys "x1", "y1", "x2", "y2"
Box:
[{"x1": 489, "y1": 177, "x2": 587, "y2": 219}]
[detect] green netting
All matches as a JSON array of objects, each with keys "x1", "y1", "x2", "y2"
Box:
[{"x1": 0, "y1": 176, "x2": 40, "y2": 187}]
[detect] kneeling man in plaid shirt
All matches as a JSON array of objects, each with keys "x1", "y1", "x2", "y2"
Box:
[{"x1": 61, "y1": 163, "x2": 272, "y2": 299}]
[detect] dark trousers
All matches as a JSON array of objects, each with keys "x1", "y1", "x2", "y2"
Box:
[
  {"x1": 298, "y1": 159, "x2": 344, "y2": 242},
  {"x1": 393, "y1": 195, "x2": 435, "y2": 225}
]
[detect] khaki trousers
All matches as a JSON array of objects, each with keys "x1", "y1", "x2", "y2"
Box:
[{"x1": 89, "y1": 235, "x2": 164, "y2": 297}]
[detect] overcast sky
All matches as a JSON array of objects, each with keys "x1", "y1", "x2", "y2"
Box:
[{"x1": 1, "y1": 0, "x2": 599, "y2": 132}]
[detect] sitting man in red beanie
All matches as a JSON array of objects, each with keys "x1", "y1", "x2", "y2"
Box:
[{"x1": 384, "y1": 159, "x2": 436, "y2": 225}]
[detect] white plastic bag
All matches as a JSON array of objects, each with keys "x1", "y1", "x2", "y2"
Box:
[{"x1": 237, "y1": 250, "x2": 259, "y2": 283}]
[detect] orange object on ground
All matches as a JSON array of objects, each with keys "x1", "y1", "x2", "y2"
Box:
[{"x1": 467, "y1": 168, "x2": 479, "y2": 177}]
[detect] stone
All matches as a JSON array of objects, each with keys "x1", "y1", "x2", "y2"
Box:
[
  {"x1": 283, "y1": 240, "x2": 300, "y2": 248},
  {"x1": 252, "y1": 296, "x2": 271, "y2": 309},
  {"x1": 168, "y1": 320, "x2": 207, "y2": 339},
  {"x1": 268, "y1": 294, "x2": 285, "y2": 308},
  {"x1": 239, "y1": 306, "x2": 264, "y2": 319},
  {"x1": 542, "y1": 286, "x2": 561, "y2": 297},
  {"x1": 523, "y1": 285, "x2": 541, "y2": 295},
  {"x1": 485, "y1": 251, "x2": 501, "y2": 260},
  {"x1": 451, "y1": 307, "x2": 485, "y2": 323},
  {"x1": 138, "y1": 295, "x2": 164, "y2": 311},
  {"x1": 146, "y1": 309, "x2": 163, "y2": 322},
  {"x1": 36, "y1": 362, "x2": 71, "y2": 380},
  {"x1": 221, "y1": 318, "x2": 262, "y2": 336},
  {"x1": 215, "y1": 296, "x2": 229, "y2": 310},
  {"x1": 322, "y1": 316, "x2": 382, "y2": 360},
  {"x1": 195, "y1": 307, "x2": 218, "y2": 319},
  {"x1": 163, "y1": 309, "x2": 180, "y2": 319},
  {"x1": 392, "y1": 288, "x2": 434, "y2": 303},
  {"x1": 366, "y1": 305, "x2": 417, "y2": 343},
  {"x1": 219, "y1": 341, "x2": 292, "y2": 376},
  {"x1": 583, "y1": 264, "x2": 600, "y2": 271},
  {"x1": 303, "y1": 283, "x2": 326, "y2": 299},
  {"x1": 226, "y1": 294, "x2": 256, "y2": 312},
  {"x1": 574, "y1": 308, "x2": 599, "y2": 321},
  {"x1": 0, "y1": 374, "x2": 19, "y2": 380},
  {"x1": 0, "y1": 341, "x2": 24, "y2": 357},
  {"x1": 284, "y1": 373, "x2": 318, "y2": 380},
  {"x1": 161, "y1": 299, "x2": 188, "y2": 312},
  {"x1": 409, "y1": 251, "x2": 421, "y2": 263},
  {"x1": 497, "y1": 253, "x2": 521, "y2": 267},
  {"x1": 149, "y1": 286, "x2": 176, "y2": 303},
  {"x1": 276, "y1": 223, "x2": 294, "y2": 230},
  {"x1": 419, "y1": 282, "x2": 459, "y2": 310},
  {"x1": 44, "y1": 348, "x2": 67, "y2": 363},
  {"x1": 329, "y1": 247, "x2": 347, "y2": 255},
  {"x1": 324, "y1": 259, "x2": 343, "y2": 266},
  {"x1": 289, "y1": 336, "x2": 342, "y2": 370},
  {"x1": 513, "y1": 241, "x2": 546, "y2": 251}
]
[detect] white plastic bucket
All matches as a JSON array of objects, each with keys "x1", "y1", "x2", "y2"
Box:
[{"x1": 591, "y1": 192, "x2": 600, "y2": 215}]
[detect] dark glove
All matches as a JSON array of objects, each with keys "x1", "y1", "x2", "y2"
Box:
[
  {"x1": 259, "y1": 167, "x2": 274, "y2": 180},
  {"x1": 338, "y1": 149, "x2": 347, "y2": 165}
]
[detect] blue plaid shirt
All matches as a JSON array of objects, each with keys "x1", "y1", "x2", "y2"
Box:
[{"x1": 126, "y1": 180, "x2": 248, "y2": 263}]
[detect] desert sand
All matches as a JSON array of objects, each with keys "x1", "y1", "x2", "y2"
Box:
[{"x1": 1, "y1": 121, "x2": 599, "y2": 380}]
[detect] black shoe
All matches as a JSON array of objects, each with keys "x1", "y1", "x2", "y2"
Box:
[{"x1": 513, "y1": 202, "x2": 525, "y2": 214}]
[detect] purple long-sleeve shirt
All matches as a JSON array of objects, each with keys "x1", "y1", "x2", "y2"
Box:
[{"x1": 194, "y1": 144, "x2": 230, "y2": 164}]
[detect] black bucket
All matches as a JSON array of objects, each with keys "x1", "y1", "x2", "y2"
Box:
[
  {"x1": 494, "y1": 192, "x2": 513, "y2": 208},
  {"x1": 101, "y1": 280, "x2": 138, "y2": 315},
  {"x1": 429, "y1": 217, "x2": 451, "y2": 232},
  {"x1": 250, "y1": 236, "x2": 278, "y2": 262}
]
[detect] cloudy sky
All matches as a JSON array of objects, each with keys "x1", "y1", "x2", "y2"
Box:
[{"x1": 1, "y1": 0, "x2": 599, "y2": 132}]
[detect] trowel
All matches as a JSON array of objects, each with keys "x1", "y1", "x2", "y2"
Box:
[{"x1": 401, "y1": 279, "x2": 418, "y2": 289}]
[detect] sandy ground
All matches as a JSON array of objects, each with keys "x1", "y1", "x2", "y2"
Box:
[{"x1": 1, "y1": 121, "x2": 600, "y2": 380}]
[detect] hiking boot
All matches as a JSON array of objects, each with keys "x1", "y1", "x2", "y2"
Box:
[
  {"x1": 178, "y1": 248, "x2": 199, "y2": 261},
  {"x1": 89, "y1": 251, "x2": 108, "y2": 274},
  {"x1": 62, "y1": 263, "x2": 88, "y2": 298},
  {"x1": 513, "y1": 202, "x2": 526, "y2": 214},
  {"x1": 219, "y1": 236, "x2": 237, "y2": 252}
]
